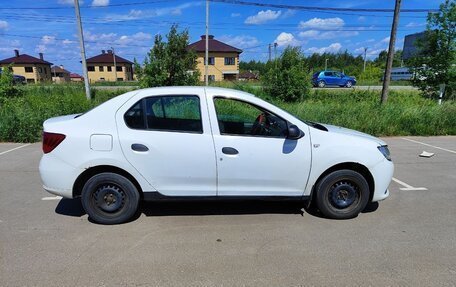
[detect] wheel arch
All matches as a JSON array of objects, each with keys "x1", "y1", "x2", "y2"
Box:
[
  {"x1": 73, "y1": 165, "x2": 143, "y2": 199},
  {"x1": 311, "y1": 162, "x2": 375, "y2": 202}
]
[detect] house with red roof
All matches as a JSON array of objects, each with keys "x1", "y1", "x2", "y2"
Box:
[
  {"x1": 86, "y1": 50, "x2": 134, "y2": 82},
  {"x1": 51, "y1": 65, "x2": 71, "y2": 83},
  {"x1": 187, "y1": 35, "x2": 242, "y2": 82},
  {"x1": 0, "y1": 50, "x2": 53, "y2": 83}
]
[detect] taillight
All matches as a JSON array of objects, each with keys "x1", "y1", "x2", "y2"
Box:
[{"x1": 42, "y1": 132, "x2": 66, "y2": 154}]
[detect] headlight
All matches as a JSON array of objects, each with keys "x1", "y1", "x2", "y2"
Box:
[{"x1": 377, "y1": 145, "x2": 391, "y2": 161}]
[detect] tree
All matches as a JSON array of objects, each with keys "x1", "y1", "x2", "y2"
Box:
[
  {"x1": 0, "y1": 65, "x2": 22, "y2": 99},
  {"x1": 409, "y1": 0, "x2": 455, "y2": 99},
  {"x1": 262, "y1": 47, "x2": 311, "y2": 102},
  {"x1": 135, "y1": 25, "x2": 200, "y2": 87}
]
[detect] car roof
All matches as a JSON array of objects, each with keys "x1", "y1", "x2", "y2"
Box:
[{"x1": 133, "y1": 86, "x2": 257, "y2": 99}]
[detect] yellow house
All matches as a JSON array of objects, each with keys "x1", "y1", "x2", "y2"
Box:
[
  {"x1": 51, "y1": 65, "x2": 71, "y2": 83},
  {"x1": 187, "y1": 35, "x2": 242, "y2": 82},
  {"x1": 0, "y1": 50, "x2": 52, "y2": 83},
  {"x1": 86, "y1": 50, "x2": 134, "y2": 82}
]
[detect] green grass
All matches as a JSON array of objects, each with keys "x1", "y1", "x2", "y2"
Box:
[{"x1": 0, "y1": 85, "x2": 455, "y2": 143}]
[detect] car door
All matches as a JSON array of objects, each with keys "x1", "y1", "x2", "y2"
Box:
[
  {"x1": 333, "y1": 72, "x2": 343, "y2": 86},
  {"x1": 206, "y1": 91, "x2": 312, "y2": 196},
  {"x1": 324, "y1": 71, "x2": 335, "y2": 85},
  {"x1": 116, "y1": 90, "x2": 217, "y2": 196}
]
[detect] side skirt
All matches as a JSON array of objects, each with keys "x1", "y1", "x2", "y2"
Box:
[{"x1": 143, "y1": 191, "x2": 309, "y2": 202}]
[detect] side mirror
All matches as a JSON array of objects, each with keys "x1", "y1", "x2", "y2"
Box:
[{"x1": 287, "y1": 124, "x2": 303, "y2": 140}]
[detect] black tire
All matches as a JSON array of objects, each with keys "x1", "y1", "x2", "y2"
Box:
[
  {"x1": 345, "y1": 81, "x2": 353, "y2": 88},
  {"x1": 81, "y1": 172, "x2": 140, "y2": 224},
  {"x1": 315, "y1": 169, "x2": 370, "y2": 219},
  {"x1": 318, "y1": 80, "x2": 326, "y2": 88}
]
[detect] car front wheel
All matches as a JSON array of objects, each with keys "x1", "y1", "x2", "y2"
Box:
[
  {"x1": 318, "y1": 80, "x2": 326, "y2": 88},
  {"x1": 345, "y1": 81, "x2": 353, "y2": 88},
  {"x1": 315, "y1": 169, "x2": 369, "y2": 219},
  {"x1": 81, "y1": 172, "x2": 140, "y2": 224}
]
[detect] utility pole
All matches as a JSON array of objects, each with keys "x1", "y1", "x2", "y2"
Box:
[
  {"x1": 205, "y1": 0, "x2": 209, "y2": 86},
  {"x1": 273, "y1": 42, "x2": 277, "y2": 60},
  {"x1": 111, "y1": 47, "x2": 117, "y2": 82},
  {"x1": 74, "y1": 0, "x2": 91, "y2": 100},
  {"x1": 381, "y1": 0, "x2": 402, "y2": 104},
  {"x1": 325, "y1": 58, "x2": 328, "y2": 71},
  {"x1": 363, "y1": 47, "x2": 368, "y2": 72},
  {"x1": 268, "y1": 44, "x2": 272, "y2": 61}
]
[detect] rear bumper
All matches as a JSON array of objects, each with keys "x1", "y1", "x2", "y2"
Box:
[{"x1": 39, "y1": 154, "x2": 84, "y2": 199}]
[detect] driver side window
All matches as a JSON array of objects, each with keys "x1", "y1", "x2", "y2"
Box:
[{"x1": 214, "y1": 97, "x2": 288, "y2": 138}]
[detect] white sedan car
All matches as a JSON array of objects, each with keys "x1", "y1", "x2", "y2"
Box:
[{"x1": 39, "y1": 87, "x2": 393, "y2": 224}]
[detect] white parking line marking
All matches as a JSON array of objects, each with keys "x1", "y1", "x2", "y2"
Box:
[
  {"x1": 41, "y1": 196, "x2": 62, "y2": 201},
  {"x1": 392, "y1": 177, "x2": 428, "y2": 191},
  {"x1": 401, "y1": 138, "x2": 456, "y2": 154},
  {"x1": 0, "y1": 144, "x2": 31, "y2": 156}
]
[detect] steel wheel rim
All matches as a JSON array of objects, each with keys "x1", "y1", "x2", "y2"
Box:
[
  {"x1": 328, "y1": 181, "x2": 359, "y2": 209},
  {"x1": 92, "y1": 184, "x2": 126, "y2": 213}
]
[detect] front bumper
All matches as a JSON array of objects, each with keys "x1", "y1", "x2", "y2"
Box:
[{"x1": 370, "y1": 158, "x2": 394, "y2": 202}]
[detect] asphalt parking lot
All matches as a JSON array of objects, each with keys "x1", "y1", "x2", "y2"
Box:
[{"x1": 1, "y1": 136, "x2": 455, "y2": 287}]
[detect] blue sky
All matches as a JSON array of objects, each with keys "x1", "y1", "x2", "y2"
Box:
[{"x1": 0, "y1": 0, "x2": 444, "y2": 74}]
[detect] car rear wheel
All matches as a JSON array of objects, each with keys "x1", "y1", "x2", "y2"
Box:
[
  {"x1": 81, "y1": 172, "x2": 140, "y2": 224},
  {"x1": 345, "y1": 81, "x2": 353, "y2": 88},
  {"x1": 318, "y1": 80, "x2": 326, "y2": 88},
  {"x1": 315, "y1": 169, "x2": 369, "y2": 219}
]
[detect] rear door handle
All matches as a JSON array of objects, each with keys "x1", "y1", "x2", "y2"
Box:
[
  {"x1": 222, "y1": 147, "x2": 239, "y2": 155},
  {"x1": 131, "y1": 143, "x2": 149, "y2": 152}
]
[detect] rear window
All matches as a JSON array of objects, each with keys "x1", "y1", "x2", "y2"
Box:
[{"x1": 124, "y1": 95, "x2": 202, "y2": 133}]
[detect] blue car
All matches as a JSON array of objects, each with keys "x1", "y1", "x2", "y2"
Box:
[{"x1": 312, "y1": 71, "x2": 356, "y2": 88}]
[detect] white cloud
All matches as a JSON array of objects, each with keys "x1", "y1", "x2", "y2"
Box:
[
  {"x1": 298, "y1": 30, "x2": 358, "y2": 40},
  {"x1": 245, "y1": 10, "x2": 282, "y2": 25},
  {"x1": 103, "y1": 2, "x2": 200, "y2": 22},
  {"x1": 381, "y1": 37, "x2": 390, "y2": 44},
  {"x1": 92, "y1": 0, "x2": 109, "y2": 7},
  {"x1": 41, "y1": 35, "x2": 56, "y2": 44},
  {"x1": 298, "y1": 30, "x2": 319, "y2": 38},
  {"x1": 57, "y1": 0, "x2": 83, "y2": 5},
  {"x1": 0, "y1": 20, "x2": 8, "y2": 30},
  {"x1": 299, "y1": 17, "x2": 344, "y2": 29},
  {"x1": 358, "y1": 16, "x2": 366, "y2": 22},
  {"x1": 218, "y1": 35, "x2": 260, "y2": 49},
  {"x1": 406, "y1": 22, "x2": 425, "y2": 28},
  {"x1": 306, "y1": 43, "x2": 342, "y2": 54},
  {"x1": 231, "y1": 13, "x2": 241, "y2": 17},
  {"x1": 62, "y1": 39, "x2": 75, "y2": 45},
  {"x1": 275, "y1": 32, "x2": 301, "y2": 47}
]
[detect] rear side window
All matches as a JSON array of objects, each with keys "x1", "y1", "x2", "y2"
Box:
[
  {"x1": 124, "y1": 95, "x2": 202, "y2": 133},
  {"x1": 124, "y1": 102, "x2": 145, "y2": 129}
]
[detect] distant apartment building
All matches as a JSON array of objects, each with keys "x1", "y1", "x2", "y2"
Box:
[
  {"x1": 86, "y1": 50, "x2": 134, "y2": 82},
  {"x1": 51, "y1": 65, "x2": 71, "y2": 83},
  {"x1": 187, "y1": 35, "x2": 242, "y2": 82},
  {"x1": 403, "y1": 31, "x2": 426, "y2": 60},
  {"x1": 0, "y1": 50, "x2": 52, "y2": 83}
]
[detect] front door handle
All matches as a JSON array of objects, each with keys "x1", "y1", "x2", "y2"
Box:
[
  {"x1": 222, "y1": 147, "x2": 239, "y2": 155},
  {"x1": 131, "y1": 143, "x2": 149, "y2": 152}
]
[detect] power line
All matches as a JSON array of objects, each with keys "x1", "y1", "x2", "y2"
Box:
[
  {"x1": 209, "y1": 0, "x2": 437, "y2": 13},
  {"x1": 0, "y1": 0, "x2": 177, "y2": 10}
]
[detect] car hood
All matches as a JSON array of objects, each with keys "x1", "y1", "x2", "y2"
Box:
[{"x1": 322, "y1": 124, "x2": 386, "y2": 146}]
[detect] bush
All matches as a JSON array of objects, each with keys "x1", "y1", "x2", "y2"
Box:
[
  {"x1": 262, "y1": 47, "x2": 311, "y2": 102},
  {"x1": 0, "y1": 86, "x2": 124, "y2": 142},
  {"x1": 0, "y1": 66, "x2": 23, "y2": 99}
]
